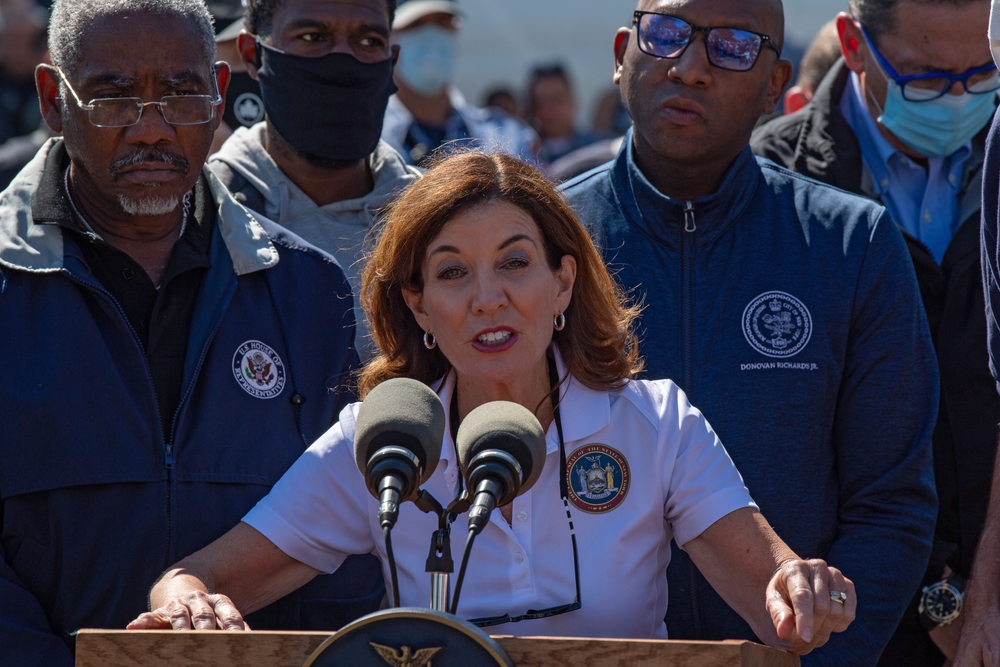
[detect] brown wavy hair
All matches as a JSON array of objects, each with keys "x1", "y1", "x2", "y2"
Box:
[{"x1": 358, "y1": 151, "x2": 642, "y2": 397}]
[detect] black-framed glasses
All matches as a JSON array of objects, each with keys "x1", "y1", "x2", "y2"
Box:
[
  {"x1": 466, "y1": 359, "x2": 581, "y2": 628},
  {"x1": 859, "y1": 22, "x2": 1000, "y2": 101},
  {"x1": 632, "y1": 11, "x2": 781, "y2": 72},
  {"x1": 57, "y1": 67, "x2": 222, "y2": 128}
]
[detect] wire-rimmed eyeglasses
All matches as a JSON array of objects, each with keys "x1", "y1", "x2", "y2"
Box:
[
  {"x1": 858, "y1": 22, "x2": 1000, "y2": 102},
  {"x1": 57, "y1": 67, "x2": 222, "y2": 128},
  {"x1": 632, "y1": 11, "x2": 781, "y2": 72}
]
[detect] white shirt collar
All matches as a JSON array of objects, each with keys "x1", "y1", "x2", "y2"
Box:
[{"x1": 434, "y1": 345, "x2": 614, "y2": 466}]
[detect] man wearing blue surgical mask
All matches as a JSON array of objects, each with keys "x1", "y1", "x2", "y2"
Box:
[
  {"x1": 753, "y1": 1, "x2": 1000, "y2": 665},
  {"x1": 381, "y1": 0, "x2": 537, "y2": 167}
]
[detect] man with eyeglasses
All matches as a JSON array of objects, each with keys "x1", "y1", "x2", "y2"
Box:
[
  {"x1": 752, "y1": 2, "x2": 999, "y2": 664},
  {"x1": 562, "y1": 0, "x2": 938, "y2": 665},
  {"x1": 0, "y1": 1, "x2": 383, "y2": 665}
]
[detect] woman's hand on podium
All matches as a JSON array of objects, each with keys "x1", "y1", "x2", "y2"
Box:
[
  {"x1": 127, "y1": 590, "x2": 249, "y2": 631},
  {"x1": 126, "y1": 523, "x2": 320, "y2": 632},
  {"x1": 767, "y1": 558, "x2": 856, "y2": 653}
]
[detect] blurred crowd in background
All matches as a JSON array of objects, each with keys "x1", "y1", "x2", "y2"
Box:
[
  {"x1": 0, "y1": 0, "x2": 50, "y2": 185},
  {"x1": 0, "y1": 0, "x2": 845, "y2": 188}
]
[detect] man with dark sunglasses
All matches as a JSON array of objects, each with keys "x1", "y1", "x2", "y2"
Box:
[
  {"x1": 753, "y1": 3, "x2": 998, "y2": 664},
  {"x1": 562, "y1": 1, "x2": 938, "y2": 665}
]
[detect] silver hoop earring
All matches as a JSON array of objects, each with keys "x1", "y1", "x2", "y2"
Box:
[
  {"x1": 553, "y1": 312, "x2": 566, "y2": 331},
  {"x1": 423, "y1": 331, "x2": 437, "y2": 350}
]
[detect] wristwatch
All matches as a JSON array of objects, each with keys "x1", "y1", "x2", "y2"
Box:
[{"x1": 917, "y1": 572, "x2": 966, "y2": 629}]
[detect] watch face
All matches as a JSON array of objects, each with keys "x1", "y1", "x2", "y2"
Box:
[{"x1": 923, "y1": 583, "x2": 962, "y2": 624}]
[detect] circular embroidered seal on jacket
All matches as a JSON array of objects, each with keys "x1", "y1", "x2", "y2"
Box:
[
  {"x1": 566, "y1": 444, "x2": 630, "y2": 514},
  {"x1": 233, "y1": 340, "x2": 285, "y2": 399},
  {"x1": 742, "y1": 291, "x2": 813, "y2": 358}
]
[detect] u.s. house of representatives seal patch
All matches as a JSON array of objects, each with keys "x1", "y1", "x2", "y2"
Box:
[
  {"x1": 742, "y1": 291, "x2": 813, "y2": 358},
  {"x1": 566, "y1": 444, "x2": 630, "y2": 514},
  {"x1": 233, "y1": 340, "x2": 285, "y2": 399}
]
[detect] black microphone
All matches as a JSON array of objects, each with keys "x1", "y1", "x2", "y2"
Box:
[
  {"x1": 354, "y1": 378, "x2": 445, "y2": 530},
  {"x1": 455, "y1": 401, "x2": 546, "y2": 536}
]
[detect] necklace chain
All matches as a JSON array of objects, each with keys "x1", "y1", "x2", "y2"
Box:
[{"x1": 63, "y1": 166, "x2": 192, "y2": 241}]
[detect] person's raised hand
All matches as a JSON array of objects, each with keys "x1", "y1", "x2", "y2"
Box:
[
  {"x1": 127, "y1": 591, "x2": 248, "y2": 631},
  {"x1": 767, "y1": 558, "x2": 856, "y2": 654}
]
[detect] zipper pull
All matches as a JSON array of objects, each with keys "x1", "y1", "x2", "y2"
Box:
[
  {"x1": 684, "y1": 201, "x2": 696, "y2": 233},
  {"x1": 164, "y1": 443, "x2": 174, "y2": 469}
]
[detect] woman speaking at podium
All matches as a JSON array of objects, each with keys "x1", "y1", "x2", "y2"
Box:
[{"x1": 130, "y1": 152, "x2": 854, "y2": 655}]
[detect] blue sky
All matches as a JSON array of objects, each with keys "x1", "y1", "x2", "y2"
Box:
[{"x1": 452, "y1": 0, "x2": 846, "y2": 123}]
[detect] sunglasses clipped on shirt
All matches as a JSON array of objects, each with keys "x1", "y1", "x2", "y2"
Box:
[
  {"x1": 463, "y1": 356, "x2": 582, "y2": 628},
  {"x1": 632, "y1": 11, "x2": 781, "y2": 72}
]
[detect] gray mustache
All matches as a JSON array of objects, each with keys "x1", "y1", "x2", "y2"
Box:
[{"x1": 110, "y1": 149, "x2": 190, "y2": 181}]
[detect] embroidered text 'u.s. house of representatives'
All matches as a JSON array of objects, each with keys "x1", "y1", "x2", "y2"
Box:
[{"x1": 232, "y1": 340, "x2": 286, "y2": 399}]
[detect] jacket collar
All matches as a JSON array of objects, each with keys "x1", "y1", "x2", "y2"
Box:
[
  {"x1": 610, "y1": 128, "x2": 761, "y2": 248},
  {"x1": 959, "y1": 132, "x2": 986, "y2": 225},
  {"x1": 206, "y1": 165, "x2": 279, "y2": 275},
  {"x1": 433, "y1": 345, "x2": 613, "y2": 467},
  {"x1": 0, "y1": 138, "x2": 278, "y2": 275},
  {"x1": 789, "y1": 59, "x2": 866, "y2": 194}
]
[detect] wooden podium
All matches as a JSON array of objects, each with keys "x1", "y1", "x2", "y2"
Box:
[{"x1": 75, "y1": 630, "x2": 800, "y2": 667}]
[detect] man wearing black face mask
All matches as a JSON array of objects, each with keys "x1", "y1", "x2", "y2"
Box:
[{"x1": 210, "y1": 0, "x2": 419, "y2": 359}]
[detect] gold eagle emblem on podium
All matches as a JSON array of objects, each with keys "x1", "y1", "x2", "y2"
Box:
[{"x1": 369, "y1": 642, "x2": 443, "y2": 667}]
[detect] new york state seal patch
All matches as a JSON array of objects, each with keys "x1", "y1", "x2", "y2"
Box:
[{"x1": 566, "y1": 444, "x2": 630, "y2": 514}]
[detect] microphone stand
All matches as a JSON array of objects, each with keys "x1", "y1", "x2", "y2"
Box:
[{"x1": 413, "y1": 490, "x2": 470, "y2": 612}]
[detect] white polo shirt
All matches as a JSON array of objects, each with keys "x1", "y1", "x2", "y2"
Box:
[{"x1": 244, "y1": 357, "x2": 755, "y2": 639}]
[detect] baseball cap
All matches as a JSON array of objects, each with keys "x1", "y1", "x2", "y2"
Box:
[{"x1": 394, "y1": 0, "x2": 462, "y2": 31}]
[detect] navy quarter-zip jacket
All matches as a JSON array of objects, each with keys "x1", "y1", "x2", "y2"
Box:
[
  {"x1": 0, "y1": 140, "x2": 384, "y2": 665},
  {"x1": 562, "y1": 134, "x2": 938, "y2": 667}
]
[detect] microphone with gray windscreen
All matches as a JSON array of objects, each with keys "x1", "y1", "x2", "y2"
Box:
[
  {"x1": 455, "y1": 401, "x2": 547, "y2": 536},
  {"x1": 354, "y1": 378, "x2": 445, "y2": 530}
]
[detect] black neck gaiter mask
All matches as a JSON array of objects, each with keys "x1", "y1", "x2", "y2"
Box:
[{"x1": 255, "y1": 41, "x2": 397, "y2": 163}]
